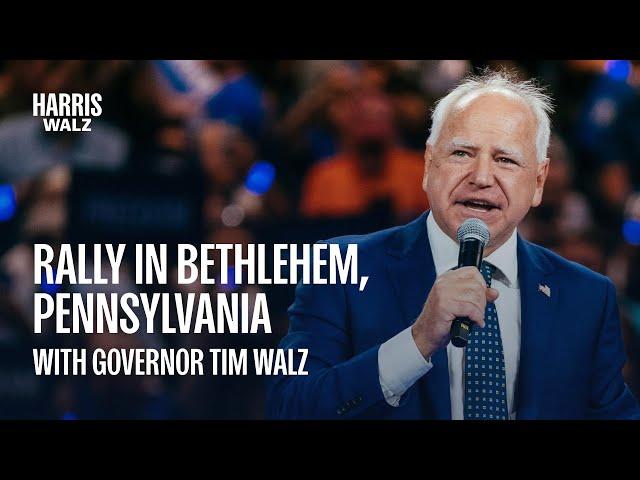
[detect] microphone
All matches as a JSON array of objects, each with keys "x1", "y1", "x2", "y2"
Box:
[{"x1": 449, "y1": 218, "x2": 490, "y2": 348}]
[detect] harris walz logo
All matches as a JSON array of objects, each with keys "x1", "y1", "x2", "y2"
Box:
[{"x1": 33, "y1": 93, "x2": 102, "y2": 132}]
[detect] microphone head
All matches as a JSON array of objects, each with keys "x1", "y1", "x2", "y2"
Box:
[{"x1": 456, "y1": 218, "x2": 490, "y2": 246}]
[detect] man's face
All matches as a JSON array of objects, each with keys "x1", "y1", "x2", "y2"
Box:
[
  {"x1": 423, "y1": 93, "x2": 550, "y2": 253},
  {"x1": 344, "y1": 92, "x2": 395, "y2": 146}
]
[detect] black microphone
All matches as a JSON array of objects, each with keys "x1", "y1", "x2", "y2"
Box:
[{"x1": 449, "y1": 218, "x2": 490, "y2": 348}]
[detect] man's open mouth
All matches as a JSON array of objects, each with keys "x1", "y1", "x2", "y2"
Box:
[{"x1": 457, "y1": 200, "x2": 499, "y2": 212}]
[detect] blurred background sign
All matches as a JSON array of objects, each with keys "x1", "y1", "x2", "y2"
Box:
[{"x1": 68, "y1": 169, "x2": 204, "y2": 251}]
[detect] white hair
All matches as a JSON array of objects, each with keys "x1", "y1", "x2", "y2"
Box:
[{"x1": 426, "y1": 69, "x2": 554, "y2": 163}]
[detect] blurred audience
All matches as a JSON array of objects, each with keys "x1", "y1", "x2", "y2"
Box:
[{"x1": 519, "y1": 134, "x2": 593, "y2": 244}]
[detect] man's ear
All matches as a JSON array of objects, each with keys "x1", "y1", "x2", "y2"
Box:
[
  {"x1": 423, "y1": 144, "x2": 432, "y2": 193},
  {"x1": 531, "y1": 157, "x2": 550, "y2": 207}
]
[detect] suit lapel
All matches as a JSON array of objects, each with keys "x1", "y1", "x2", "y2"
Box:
[
  {"x1": 385, "y1": 212, "x2": 451, "y2": 419},
  {"x1": 515, "y1": 237, "x2": 557, "y2": 419}
]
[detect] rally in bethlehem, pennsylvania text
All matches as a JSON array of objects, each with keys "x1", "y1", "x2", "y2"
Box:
[{"x1": 30, "y1": 242, "x2": 366, "y2": 376}]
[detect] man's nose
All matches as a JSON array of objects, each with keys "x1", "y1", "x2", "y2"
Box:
[{"x1": 469, "y1": 155, "x2": 495, "y2": 188}]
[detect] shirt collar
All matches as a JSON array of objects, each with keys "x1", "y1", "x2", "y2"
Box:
[{"x1": 426, "y1": 211, "x2": 518, "y2": 288}]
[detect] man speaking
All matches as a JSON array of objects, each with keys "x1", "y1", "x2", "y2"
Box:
[{"x1": 266, "y1": 70, "x2": 640, "y2": 420}]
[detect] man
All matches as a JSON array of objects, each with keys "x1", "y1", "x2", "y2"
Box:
[
  {"x1": 266, "y1": 70, "x2": 640, "y2": 419},
  {"x1": 299, "y1": 90, "x2": 428, "y2": 221}
]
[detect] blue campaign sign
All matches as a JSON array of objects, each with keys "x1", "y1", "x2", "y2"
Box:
[{"x1": 153, "y1": 60, "x2": 222, "y2": 98}]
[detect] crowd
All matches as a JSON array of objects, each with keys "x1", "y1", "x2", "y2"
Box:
[{"x1": 0, "y1": 59, "x2": 638, "y2": 418}]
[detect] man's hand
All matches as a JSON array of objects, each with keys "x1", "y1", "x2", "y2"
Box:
[{"x1": 411, "y1": 266, "x2": 499, "y2": 358}]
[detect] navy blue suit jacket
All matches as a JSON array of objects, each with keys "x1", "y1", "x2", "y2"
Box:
[{"x1": 266, "y1": 212, "x2": 640, "y2": 419}]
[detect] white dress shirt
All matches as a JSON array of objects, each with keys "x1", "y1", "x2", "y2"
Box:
[{"x1": 378, "y1": 211, "x2": 521, "y2": 419}]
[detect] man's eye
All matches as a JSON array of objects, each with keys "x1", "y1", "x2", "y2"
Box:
[
  {"x1": 497, "y1": 157, "x2": 517, "y2": 165},
  {"x1": 453, "y1": 150, "x2": 469, "y2": 157}
]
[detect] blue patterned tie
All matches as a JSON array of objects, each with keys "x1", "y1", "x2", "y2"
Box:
[{"x1": 463, "y1": 261, "x2": 508, "y2": 420}]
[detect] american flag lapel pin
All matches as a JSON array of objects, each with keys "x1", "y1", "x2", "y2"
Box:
[{"x1": 538, "y1": 283, "x2": 551, "y2": 298}]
